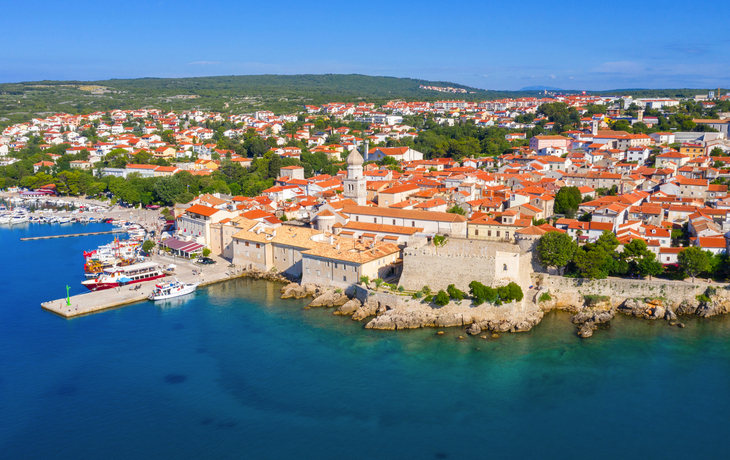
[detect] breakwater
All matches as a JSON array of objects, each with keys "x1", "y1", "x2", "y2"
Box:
[{"x1": 21, "y1": 230, "x2": 126, "y2": 241}]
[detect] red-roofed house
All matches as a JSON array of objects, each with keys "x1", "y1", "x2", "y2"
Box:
[{"x1": 176, "y1": 204, "x2": 238, "y2": 247}]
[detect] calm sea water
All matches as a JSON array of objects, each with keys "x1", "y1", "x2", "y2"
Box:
[{"x1": 1, "y1": 223, "x2": 729, "y2": 459}]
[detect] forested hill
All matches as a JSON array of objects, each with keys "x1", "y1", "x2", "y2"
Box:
[
  {"x1": 0, "y1": 74, "x2": 528, "y2": 128},
  {"x1": 93, "y1": 74, "x2": 505, "y2": 100},
  {"x1": 0, "y1": 73, "x2": 717, "y2": 129}
]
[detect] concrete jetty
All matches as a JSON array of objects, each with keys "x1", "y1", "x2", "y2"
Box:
[
  {"x1": 21, "y1": 230, "x2": 127, "y2": 241},
  {"x1": 41, "y1": 254, "x2": 246, "y2": 318}
]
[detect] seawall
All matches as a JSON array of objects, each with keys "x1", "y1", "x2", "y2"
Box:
[{"x1": 535, "y1": 275, "x2": 730, "y2": 310}]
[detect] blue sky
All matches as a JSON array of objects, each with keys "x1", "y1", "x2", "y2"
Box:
[{"x1": 2, "y1": 0, "x2": 729, "y2": 91}]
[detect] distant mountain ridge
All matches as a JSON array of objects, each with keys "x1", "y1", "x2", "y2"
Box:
[{"x1": 0, "y1": 74, "x2": 715, "y2": 129}]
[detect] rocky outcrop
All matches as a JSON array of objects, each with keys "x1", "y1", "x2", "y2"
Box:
[
  {"x1": 466, "y1": 322, "x2": 482, "y2": 335},
  {"x1": 572, "y1": 307, "x2": 615, "y2": 324},
  {"x1": 243, "y1": 268, "x2": 290, "y2": 284},
  {"x1": 618, "y1": 298, "x2": 666, "y2": 320},
  {"x1": 365, "y1": 311, "x2": 438, "y2": 330},
  {"x1": 280, "y1": 283, "x2": 322, "y2": 299},
  {"x1": 280, "y1": 283, "x2": 310, "y2": 299},
  {"x1": 352, "y1": 298, "x2": 380, "y2": 321},
  {"x1": 578, "y1": 321, "x2": 596, "y2": 338},
  {"x1": 334, "y1": 299, "x2": 361, "y2": 316},
  {"x1": 308, "y1": 290, "x2": 349, "y2": 308},
  {"x1": 435, "y1": 313, "x2": 470, "y2": 328},
  {"x1": 482, "y1": 310, "x2": 544, "y2": 333},
  {"x1": 693, "y1": 296, "x2": 730, "y2": 318}
]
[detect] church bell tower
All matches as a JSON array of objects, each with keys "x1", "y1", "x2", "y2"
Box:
[{"x1": 343, "y1": 141, "x2": 367, "y2": 206}]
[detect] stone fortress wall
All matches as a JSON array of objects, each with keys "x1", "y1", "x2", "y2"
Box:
[
  {"x1": 536, "y1": 275, "x2": 730, "y2": 309},
  {"x1": 398, "y1": 238, "x2": 533, "y2": 293}
]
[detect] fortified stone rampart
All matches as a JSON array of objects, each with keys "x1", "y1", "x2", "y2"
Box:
[
  {"x1": 536, "y1": 275, "x2": 730, "y2": 309},
  {"x1": 398, "y1": 238, "x2": 532, "y2": 293}
]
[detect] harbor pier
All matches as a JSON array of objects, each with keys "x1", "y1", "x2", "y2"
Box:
[
  {"x1": 21, "y1": 230, "x2": 127, "y2": 241},
  {"x1": 41, "y1": 254, "x2": 246, "y2": 318}
]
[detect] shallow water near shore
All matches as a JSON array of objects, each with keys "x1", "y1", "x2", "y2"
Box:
[{"x1": 2, "y1": 224, "x2": 730, "y2": 459}]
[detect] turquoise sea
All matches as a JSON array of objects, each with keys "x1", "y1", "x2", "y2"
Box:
[{"x1": 1, "y1": 223, "x2": 730, "y2": 459}]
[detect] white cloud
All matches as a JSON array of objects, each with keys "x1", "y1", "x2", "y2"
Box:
[{"x1": 187, "y1": 61, "x2": 222, "y2": 66}]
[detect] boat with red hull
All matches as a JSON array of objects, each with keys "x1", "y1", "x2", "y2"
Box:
[{"x1": 81, "y1": 262, "x2": 166, "y2": 291}]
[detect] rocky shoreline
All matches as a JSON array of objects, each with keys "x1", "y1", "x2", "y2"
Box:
[
  {"x1": 560, "y1": 295, "x2": 730, "y2": 338},
  {"x1": 270, "y1": 277, "x2": 730, "y2": 339},
  {"x1": 279, "y1": 280, "x2": 545, "y2": 335}
]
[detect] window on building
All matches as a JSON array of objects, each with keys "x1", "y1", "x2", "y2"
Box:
[
  {"x1": 356, "y1": 216, "x2": 359, "y2": 222},
  {"x1": 343, "y1": 276, "x2": 347, "y2": 282},
  {"x1": 307, "y1": 268, "x2": 310, "y2": 274},
  {"x1": 503, "y1": 264, "x2": 508, "y2": 271},
  {"x1": 245, "y1": 241, "x2": 249, "y2": 246},
  {"x1": 256, "y1": 243, "x2": 260, "y2": 249},
  {"x1": 475, "y1": 229, "x2": 479, "y2": 236},
  {"x1": 506, "y1": 232, "x2": 510, "y2": 238},
  {"x1": 488, "y1": 230, "x2": 492, "y2": 237},
  {"x1": 392, "y1": 219, "x2": 396, "y2": 225},
  {"x1": 316, "y1": 270, "x2": 320, "y2": 276},
  {"x1": 496, "y1": 231, "x2": 500, "y2": 237},
  {"x1": 334, "y1": 263, "x2": 338, "y2": 269}
]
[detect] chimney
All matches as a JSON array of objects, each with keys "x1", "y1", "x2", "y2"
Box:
[{"x1": 329, "y1": 235, "x2": 334, "y2": 245}]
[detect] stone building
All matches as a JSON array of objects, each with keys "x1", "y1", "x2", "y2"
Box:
[
  {"x1": 341, "y1": 205, "x2": 467, "y2": 238},
  {"x1": 300, "y1": 241, "x2": 402, "y2": 290},
  {"x1": 231, "y1": 224, "x2": 403, "y2": 287},
  {"x1": 398, "y1": 238, "x2": 534, "y2": 293}
]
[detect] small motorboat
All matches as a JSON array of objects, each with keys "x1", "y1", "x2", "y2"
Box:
[{"x1": 148, "y1": 278, "x2": 198, "y2": 301}]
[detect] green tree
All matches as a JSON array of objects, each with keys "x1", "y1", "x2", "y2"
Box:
[
  {"x1": 142, "y1": 240, "x2": 155, "y2": 254},
  {"x1": 202, "y1": 248, "x2": 211, "y2": 257},
  {"x1": 554, "y1": 186, "x2": 582, "y2": 218},
  {"x1": 446, "y1": 284, "x2": 465, "y2": 301},
  {"x1": 678, "y1": 247, "x2": 710, "y2": 282},
  {"x1": 536, "y1": 231, "x2": 577, "y2": 274},
  {"x1": 447, "y1": 205, "x2": 466, "y2": 215},
  {"x1": 635, "y1": 255, "x2": 664, "y2": 280},
  {"x1": 573, "y1": 245, "x2": 611, "y2": 279},
  {"x1": 497, "y1": 282, "x2": 524, "y2": 303},
  {"x1": 153, "y1": 176, "x2": 185, "y2": 205},
  {"x1": 469, "y1": 281, "x2": 498, "y2": 305},
  {"x1": 434, "y1": 290, "x2": 450, "y2": 306}
]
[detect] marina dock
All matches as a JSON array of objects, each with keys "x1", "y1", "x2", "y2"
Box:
[
  {"x1": 21, "y1": 230, "x2": 127, "y2": 241},
  {"x1": 41, "y1": 254, "x2": 246, "y2": 318}
]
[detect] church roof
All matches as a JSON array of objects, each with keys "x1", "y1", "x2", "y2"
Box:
[{"x1": 346, "y1": 148, "x2": 364, "y2": 166}]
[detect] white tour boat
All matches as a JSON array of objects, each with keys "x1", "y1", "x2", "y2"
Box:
[
  {"x1": 82, "y1": 262, "x2": 165, "y2": 291},
  {"x1": 148, "y1": 278, "x2": 198, "y2": 301}
]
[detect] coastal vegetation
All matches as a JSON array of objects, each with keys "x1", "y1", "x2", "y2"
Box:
[
  {"x1": 537, "y1": 231, "x2": 728, "y2": 282},
  {"x1": 536, "y1": 231, "x2": 576, "y2": 274}
]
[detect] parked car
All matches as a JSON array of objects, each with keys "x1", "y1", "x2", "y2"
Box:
[{"x1": 195, "y1": 257, "x2": 216, "y2": 265}]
